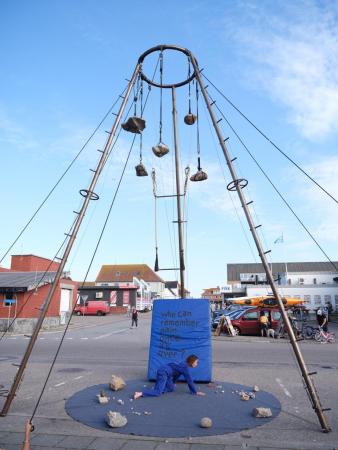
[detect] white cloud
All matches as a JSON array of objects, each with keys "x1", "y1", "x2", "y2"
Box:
[
  {"x1": 227, "y1": 1, "x2": 338, "y2": 140},
  {"x1": 294, "y1": 155, "x2": 338, "y2": 243}
]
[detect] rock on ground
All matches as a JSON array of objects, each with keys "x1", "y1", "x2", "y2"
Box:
[
  {"x1": 200, "y1": 417, "x2": 213, "y2": 428},
  {"x1": 252, "y1": 407, "x2": 272, "y2": 418},
  {"x1": 106, "y1": 411, "x2": 128, "y2": 428},
  {"x1": 109, "y1": 375, "x2": 126, "y2": 391}
]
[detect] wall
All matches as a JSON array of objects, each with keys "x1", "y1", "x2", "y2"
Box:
[
  {"x1": 10, "y1": 255, "x2": 60, "y2": 272},
  {"x1": 0, "y1": 280, "x2": 77, "y2": 319}
]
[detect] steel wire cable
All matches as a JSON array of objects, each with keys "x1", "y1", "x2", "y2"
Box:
[
  {"x1": 202, "y1": 73, "x2": 338, "y2": 206},
  {"x1": 0, "y1": 82, "x2": 144, "y2": 341},
  {"x1": 210, "y1": 99, "x2": 338, "y2": 272},
  {"x1": 0, "y1": 84, "x2": 130, "y2": 264},
  {"x1": 29, "y1": 57, "x2": 160, "y2": 422}
]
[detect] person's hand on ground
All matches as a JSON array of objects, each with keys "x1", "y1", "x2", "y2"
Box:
[
  {"x1": 133, "y1": 391, "x2": 143, "y2": 400},
  {"x1": 196, "y1": 391, "x2": 206, "y2": 396}
]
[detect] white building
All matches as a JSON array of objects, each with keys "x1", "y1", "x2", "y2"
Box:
[{"x1": 226, "y1": 262, "x2": 338, "y2": 312}]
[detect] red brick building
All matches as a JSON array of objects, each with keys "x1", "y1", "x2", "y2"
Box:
[{"x1": 0, "y1": 255, "x2": 77, "y2": 333}]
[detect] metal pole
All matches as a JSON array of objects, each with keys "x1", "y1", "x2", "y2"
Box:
[
  {"x1": 190, "y1": 57, "x2": 331, "y2": 433},
  {"x1": 171, "y1": 87, "x2": 185, "y2": 298},
  {"x1": 0, "y1": 63, "x2": 141, "y2": 417}
]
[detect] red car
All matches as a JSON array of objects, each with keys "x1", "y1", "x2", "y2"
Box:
[
  {"x1": 230, "y1": 307, "x2": 282, "y2": 335},
  {"x1": 74, "y1": 300, "x2": 110, "y2": 316}
]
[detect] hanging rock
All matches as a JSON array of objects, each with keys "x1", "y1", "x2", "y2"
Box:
[
  {"x1": 190, "y1": 170, "x2": 208, "y2": 182},
  {"x1": 135, "y1": 163, "x2": 148, "y2": 177},
  {"x1": 253, "y1": 385, "x2": 260, "y2": 392},
  {"x1": 152, "y1": 143, "x2": 169, "y2": 158},
  {"x1": 200, "y1": 417, "x2": 213, "y2": 428},
  {"x1": 121, "y1": 116, "x2": 146, "y2": 134},
  {"x1": 106, "y1": 411, "x2": 128, "y2": 428},
  {"x1": 252, "y1": 407, "x2": 272, "y2": 418},
  {"x1": 110, "y1": 375, "x2": 126, "y2": 391},
  {"x1": 184, "y1": 113, "x2": 197, "y2": 125}
]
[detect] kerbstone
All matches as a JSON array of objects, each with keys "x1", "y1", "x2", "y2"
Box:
[
  {"x1": 88, "y1": 437, "x2": 126, "y2": 450},
  {"x1": 31, "y1": 433, "x2": 67, "y2": 446},
  {"x1": 120, "y1": 440, "x2": 157, "y2": 450},
  {"x1": 155, "y1": 444, "x2": 191, "y2": 450},
  {"x1": 56, "y1": 435, "x2": 96, "y2": 449},
  {"x1": 190, "y1": 444, "x2": 226, "y2": 450}
]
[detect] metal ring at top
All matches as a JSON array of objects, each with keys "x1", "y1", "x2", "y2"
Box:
[{"x1": 137, "y1": 44, "x2": 199, "y2": 89}]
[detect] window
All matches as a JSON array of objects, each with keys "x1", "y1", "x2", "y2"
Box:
[
  {"x1": 95, "y1": 292, "x2": 103, "y2": 299},
  {"x1": 3, "y1": 293, "x2": 14, "y2": 307},
  {"x1": 324, "y1": 295, "x2": 331, "y2": 303},
  {"x1": 288, "y1": 279, "x2": 291, "y2": 285},
  {"x1": 304, "y1": 295, "x2": 311, "y2": 304},
  {"x1": 313, "y1": 278, "x2": 317, "y2": 284},
  {"x1": 116, "y1": 272, "x2": 120, "y2": 277},
  {"x1": 314, "y1": 295, "x2": 321, "y2": 305},
  {"x1": 272, "y1": 311, "x2": 281, "y2": 321},
  {"x1": 299, "y1": 278, "x2": 304, "y2": 284},
  {"x1": 242, "y1": 311, "x2": 259, "y2": 321}
]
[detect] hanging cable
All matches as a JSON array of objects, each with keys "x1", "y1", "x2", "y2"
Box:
[
  {"x1": 202, "y1": 73, "x2": 338, "y2": 206},
  {"x1": 151, "y1": 169, "x2": 159, "y2": 271},
  {"x1": 0, "y1": 83, "x2": 129, "y2": 264},
  {"x1": 159, "y1": 51, "x2": 163, "y2": 143},
  {"x1": 209, "y1": 95, "x2": 338, "y2": 272}
]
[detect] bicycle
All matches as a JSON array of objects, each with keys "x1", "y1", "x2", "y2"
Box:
[
  {"x1": 314, "y1": 327, "x2": 335, "y2": 343},
  {"x1": 293, "y1": 320, "x2": 318, "y2": 340}
]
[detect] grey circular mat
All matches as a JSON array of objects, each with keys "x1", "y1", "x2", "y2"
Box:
[{"x1": 65, "y1": 380, "x2": 281, "y2": 437}]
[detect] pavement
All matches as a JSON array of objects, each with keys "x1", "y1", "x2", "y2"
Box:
[{"x1": 0, "y1": 314, "x2": 337, "y2": 450}]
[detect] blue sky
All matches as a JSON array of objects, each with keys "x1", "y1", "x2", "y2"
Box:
[{"x1": 1, "y1": 0, "x2": 338, "y2": 296}]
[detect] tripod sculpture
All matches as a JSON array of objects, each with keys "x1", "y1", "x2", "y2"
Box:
[{"x1": 0, "y1": 44, "x2": 331, "y2": 433}]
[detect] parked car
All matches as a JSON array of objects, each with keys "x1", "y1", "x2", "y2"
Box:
[
  {"x1": 212, "y1": 308, "x2": 254, "y2": 329},
  {"x1": 230, "y1": 307, "x2": 282, "y2": 335},
  {"x1": 74, "y1": 300, "x2": 110, "y2": 316}
]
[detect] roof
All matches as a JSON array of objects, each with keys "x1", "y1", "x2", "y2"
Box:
[
  {"x1": 96, "y1": 264, "x2": 165, "y2": 283},
  {"x1": 0, "y1": 271, "x2": 58, "y2": 290},
  {"x1": 227, "y1": 262, "x2": 338, "y2": 282}
]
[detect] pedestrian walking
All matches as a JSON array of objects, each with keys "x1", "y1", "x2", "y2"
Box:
[{"x1": 131, "y1": 307, "x2": 138, "y2": 328}]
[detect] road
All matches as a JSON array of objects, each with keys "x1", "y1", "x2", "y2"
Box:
[{"x1": 0, "y1": 313, "x2": 337, "y2": 449}]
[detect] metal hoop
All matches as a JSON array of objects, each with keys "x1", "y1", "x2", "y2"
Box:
[
  {"x1": 79, "y1": 189, "x2": 99, "y2": 201},
  {"x1": 227, "y1": 179, "x2": 248, "y2": 191},
  {"x1": 138, "y1": 44, "x2": 199, "y2": 89}
]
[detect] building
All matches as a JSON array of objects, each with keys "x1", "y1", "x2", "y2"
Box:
[
  {"x1": 201, "y1": 287, "x2": 222, "y2": 304},
  {"x1": 95, "y1": 264, "x2": 166, "y2": 309},
  {"x1": 226, "y1": 261, "x2": 338, "y2": 312},
  {"x1": 164, "y1": 281, "x2": 191, "y2": 298},
  {"x1": 77, "y1": 281, "x2": 138, "y2": 312},
  {"x1": 0, "y1": 255, "x2": 77, "y2": 332}
]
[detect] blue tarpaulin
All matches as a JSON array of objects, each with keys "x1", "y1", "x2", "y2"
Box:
[{"x1": 147, "y1": 299, "x2": 212, "y2": 382}]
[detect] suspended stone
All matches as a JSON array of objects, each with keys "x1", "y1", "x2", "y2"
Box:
[
  {"x1": 184, "y1": 113, "x2": 197, "y2": 125},
  {"x1": 135, "y1": 163, "x2": 148, "y2": 177},
  {"x1": 106, "y1": 411, "x2": 128, "y2": 428},
  {"x1": 190, "y1": 170, "x2": 208, "y2": 182},
  {"x1": 121, "y1": 116, "x2": 146, "y2": 134},
  {"x1": 152, "y1": 143, "x2": 169, "y2": 158}
]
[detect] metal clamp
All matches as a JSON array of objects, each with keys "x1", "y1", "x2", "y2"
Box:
[
  {"x1": 79, "y1": 190, "x2": 99, "y2": 201},
  {"x1": 227, "y1": 178, "x2": 248, "y2": 191}
]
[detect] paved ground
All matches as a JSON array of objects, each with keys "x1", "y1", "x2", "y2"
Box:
[{"x1": 0, "y1": 314, "x2": 337, "y2": 450}]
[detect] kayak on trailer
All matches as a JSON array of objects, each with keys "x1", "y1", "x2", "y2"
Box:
[{"x1": 228, "y1": 296, "x2": 306, "y2": 307}]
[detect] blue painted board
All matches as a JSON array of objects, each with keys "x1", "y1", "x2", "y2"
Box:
[{"x1": 147, "y1": 298, "x2": 212, "y2": 382}]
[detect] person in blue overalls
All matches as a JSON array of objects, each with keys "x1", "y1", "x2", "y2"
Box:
[{"x1": 133, "y1": 354, "x2": 205, "y2": 399}]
